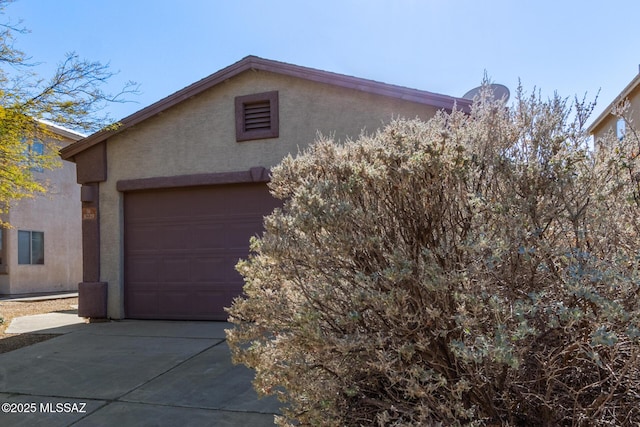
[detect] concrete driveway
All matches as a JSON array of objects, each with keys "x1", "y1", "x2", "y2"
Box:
[{"x1": 0, "y1": 318, "x2": 280, "y2": 426}]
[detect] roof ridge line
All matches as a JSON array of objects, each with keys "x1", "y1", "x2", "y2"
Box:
[{"x1": 61, "y1": 56, "x2": 470, "y2": 160}]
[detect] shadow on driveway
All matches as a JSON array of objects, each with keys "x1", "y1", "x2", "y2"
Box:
[{"x1": 0, "y1": 320, "x2": 279, "y2": 426}]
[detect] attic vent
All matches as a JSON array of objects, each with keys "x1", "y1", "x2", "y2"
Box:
[
  {"x1": 244, "y1": 100, "x2": 271, "y2": 131},
  {"x1": 235, "y1": 91, "x2": 279, "y2": 142}
]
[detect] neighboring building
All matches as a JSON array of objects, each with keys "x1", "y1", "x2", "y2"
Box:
[
  {"x1": 588, "y1": 71, "x2": 640, "y2": 147},
  {"x1": 60, "y1": 55, "x2": 472, "y2": 321},
  {"x1": 0, "y1": 124, "x2": 83, "y2": 295}
]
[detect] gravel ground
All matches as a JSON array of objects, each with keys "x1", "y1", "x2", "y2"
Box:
[{"x1": 0, "y1": 297, "x2": 79, "y2": 354}]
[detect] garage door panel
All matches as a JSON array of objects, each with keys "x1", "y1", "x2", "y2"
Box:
[
  {"x1": 156, "y1": 288, "x2": 231, "y2": 320},
  {"x1": 159, "y1": 225, "x2": 190, "y2": 250},
  {"x1": 191, "y1": 256, "x2": 227, "y2": 282},
  {"x1": 193, "y1": 289, "x2": 237, "y2": 320},
  {"x1": 126, "y1": 257, "x2": 159, "y2": 283},
  {"x1": 159, "y1": 258, "x2": 191, "y2": 282},
  {"x1": 218, "y1": 260, "x2": 241, "y2": 283},
  {"x1": 190, "y1": 223, "x2": 227, "y2": 249},
  {"x1": 126, "y1": 225, "x2": 158, "y2": 252},
  {"x1": 226, "y1": 219, "x2": 265, "y2": 248},
  {"x1": 127, "y1": 223, "x2": 190, "y2": 252},
  {"x1": 224, "y1": 253, "x2": 249, "y2": 279},
  {"x1": 126, "y1": 289, "x2": 159, "y2": 317},
  {"x1": 158, "y1": 289, "x2": 192, "y2": 315},
  {"x1": 124, "y1": 183, "x2": 280, "y2": 320}
]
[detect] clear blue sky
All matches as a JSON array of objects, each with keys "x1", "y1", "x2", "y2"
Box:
[{"x1": 6, "y1": 0, "x2": 640, "y2": 127}]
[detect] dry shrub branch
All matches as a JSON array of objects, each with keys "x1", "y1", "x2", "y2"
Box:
[{"x1": 227, "y1": 85, "x2": 640, "y2": 426}]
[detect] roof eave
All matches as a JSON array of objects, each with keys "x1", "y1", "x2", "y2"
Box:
[
  {"x1": 587, "y1": 72, "x2": 640, "y2": 134},
  {"x1": 38, "y1": 120, "x2": 86, "y2": 142},
  {"x1": 60, "y1": 56, "x2": 471, "y2": 160}
]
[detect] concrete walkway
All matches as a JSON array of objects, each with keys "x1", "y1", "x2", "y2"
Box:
[{"x1": 0, "y1": 316, "x2": 280, "y2": 426}]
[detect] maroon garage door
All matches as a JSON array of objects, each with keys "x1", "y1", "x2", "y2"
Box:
[{"x1": 124, "y1": 183, "x2": 280, "y2": 320}]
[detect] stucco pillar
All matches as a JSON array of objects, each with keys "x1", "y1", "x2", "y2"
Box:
[
  {"x1": 70, "y1": 142, "x2": 108, "y2": 319},
  {"x1": 78, "y1": 183, "x2": 107, "y2": 318}
]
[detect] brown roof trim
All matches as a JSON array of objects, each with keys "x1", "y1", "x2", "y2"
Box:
[
  {"x1": 588, "y1": 72, "x2": 640, "y2": 134},
  {"x1": 116, "y1": 167, "x2": 270, "y2": 192},
  {"x1": 61, "y1": 55, "x2": 471, "y2": 160}
]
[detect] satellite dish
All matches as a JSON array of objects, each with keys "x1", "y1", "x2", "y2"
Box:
[{"x1": 463, "y1": 83, "x2": 510, "y2": 102}]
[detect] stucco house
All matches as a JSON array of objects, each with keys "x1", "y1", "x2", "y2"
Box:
[
  {"x1": 1, "y1": 123, "x2": 83, "y2": 295},
  {"x1": 60, "y1": 55, "x2": 471, "y2": 321},
  {"x1": 588, "y1": 70, "x2": 640, "y2": 146}
]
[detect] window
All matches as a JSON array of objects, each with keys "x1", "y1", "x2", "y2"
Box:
[
  {"x1": 18, "y1": 230, "x2": 44, "y2": 265},
  {"x1": 235, "y1": 91, "x2": 279, "y2": 142},
  {"x1": 617, "y1": 118, "x2": 626, "y2": 140},
  {"x1": 30, "y1": 141, "x2": 45, "y2": 172},
  {"x1": 22, "y1": 140, "x2": 45, "y2": 172}
]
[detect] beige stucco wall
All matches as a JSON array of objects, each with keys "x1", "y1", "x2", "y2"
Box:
[
  {"x1": 1, "y1": 144, "x2": 82, "y2": 295},
  {"x1": 100, "y1": 70, "x2": 441, "y2": 318},
  {"x1": 592, "y1": 84, "x2": 640, "y2": 146}
]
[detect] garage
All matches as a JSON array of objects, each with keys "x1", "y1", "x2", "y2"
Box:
[
  {"x1": 123, "y1": 183, "x2": 280, "y2": 320},
  {"x1": 61, "y1": 56, "x2": 466, "y2": 320}
]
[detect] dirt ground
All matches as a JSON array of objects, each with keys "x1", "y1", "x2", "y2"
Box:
[{"x1": 0, "y1": 297, "x2": 79, "y2": 354}]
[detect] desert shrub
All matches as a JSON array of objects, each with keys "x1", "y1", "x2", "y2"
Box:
[{"x1": 226, "y1": 86, "x2": 640, "y2": 426}]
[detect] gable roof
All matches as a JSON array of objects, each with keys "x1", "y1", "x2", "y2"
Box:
[
  {"x1": 40, "y1": 120, "x2": 86, "y2": 142},
  {"x1": 588, "y1": 72, "x2": 640, "y2": 135},
  {"x1": 60, "y1": 55, "x2": 472, "y2": 160}
]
